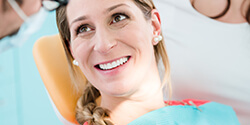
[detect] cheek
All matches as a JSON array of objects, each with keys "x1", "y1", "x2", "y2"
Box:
[
  {"x1": 121, "y1": 23, "x2": 153, "y2": 49},
  {"x1": 71, "y1": 39, "x2": 90, "y2": 66},
  {"x1": 73, "y1": 40, "x2": 95, "y2": 82},
  {"x1": 124, "y1": 23, "x2": 155, "y2": 64}
]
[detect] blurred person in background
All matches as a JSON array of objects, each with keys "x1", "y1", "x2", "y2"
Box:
[
  {"x1": 0, "y1": 0, "x2": 67, "y2": 53},
  {"x1": 0, "y1": 0, "x2": 66, "y2": 125},
  {"x1": 154, "y1": 0, "x2": 250, "y2": 124}
]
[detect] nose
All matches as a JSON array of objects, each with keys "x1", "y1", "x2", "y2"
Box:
[{"x1": 93, "y1": 27, "x2": 117, "y2": 54}]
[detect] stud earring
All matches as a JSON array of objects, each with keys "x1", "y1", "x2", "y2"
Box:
[
  {"x1": 73, "y1": 60, "x2": 79, "y2": 66},
  {"x1": 154, "y1": 35, "x2": 163, "y2": 44}
]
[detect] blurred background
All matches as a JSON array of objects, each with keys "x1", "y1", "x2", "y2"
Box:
[{"x1": 0, "y1": 11, "x2": 63, "y2": 125}]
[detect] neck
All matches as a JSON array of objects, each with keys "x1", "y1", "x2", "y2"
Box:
[
  {"x1": 101, "y1": 70, "x2": 165, "y2": 125},
  {"x1": 100, "y1": 54, "x2": 166, "y2": 125},
  {"x1": 100, "y1": 81, "x2": 165, "y2": 125}
]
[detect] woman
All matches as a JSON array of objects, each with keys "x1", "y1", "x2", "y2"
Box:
[
  {"x1": 56, "y1": 0, "x2": 239, "y2": 124},
  {"x1": 154, "y1": 0, "x2": 250, "y2": 124}
]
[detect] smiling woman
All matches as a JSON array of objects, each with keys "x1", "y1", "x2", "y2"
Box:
[
  {"x1": 57, "y1": 1, "x2": 170, "y2": 124},
  {"x1": 56, "y1": 0, "x2": 240, "y2": 125}
]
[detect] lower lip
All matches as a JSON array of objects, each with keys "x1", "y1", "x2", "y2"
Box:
[{"x1": 95, "y1": 57, "x2": 131, "y2": 76}]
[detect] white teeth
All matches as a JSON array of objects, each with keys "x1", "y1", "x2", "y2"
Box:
[
  {"x1": 99, "y1": 57, "x2": 129, "y2": 70},
  {"x1": 120, "y1": 58, "x2": 124, "y2": 65},
  {"x1": 124, "y1": 57, "x2": 128, "y2": 62},
  {"x1": 116, "y1": 60, "x2": 120, "y2": 66},
  {"x1": 107, "y1": 63, "x2": 112, "y2": 69},
  {"x1": 100, "y1": 64, "x2": 104, "y2": 69},
  {"x1": 112, "y1": 61, "x2": 117, "y2": 68}
]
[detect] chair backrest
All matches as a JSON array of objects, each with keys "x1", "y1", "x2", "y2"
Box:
[{"x1": 33, "y1": 34, "x2": 79, "y2": 124}]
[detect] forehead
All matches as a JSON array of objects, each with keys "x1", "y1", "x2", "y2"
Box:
[
  {"x1": 66, "y1": 0, "x2": 138, "y2": 23},
  {"x1": 67, "y1": 0, "x2": 134, "y2": 10}
]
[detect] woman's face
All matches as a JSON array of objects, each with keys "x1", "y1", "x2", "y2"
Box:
[{"x1": 67, "y1": 0, "x2": 161, "y2": 96}]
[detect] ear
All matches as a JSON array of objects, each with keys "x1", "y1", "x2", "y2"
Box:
[{"x1": 150, "y1": 9, "x2": 162, "y2": 45}]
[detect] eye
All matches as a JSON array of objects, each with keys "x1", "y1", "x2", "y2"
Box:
[
  {"x1": 76, "y1": 25, "x2": 92, "y2": 34},
  {"x1": 111, "y1": 13, "x2": 128, "y2": 24}
]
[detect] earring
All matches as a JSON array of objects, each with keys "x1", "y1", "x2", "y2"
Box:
[
  {"x1": 154, "y1": 35, "x2": 163, "y2": 44},
  {"x1": 73, "y1": 60, "x2": 79, "y2": 66}
]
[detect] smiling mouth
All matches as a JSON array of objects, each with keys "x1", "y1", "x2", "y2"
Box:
[{"x1": 95, "y1": 56, "x2": 131, "y2": 70}]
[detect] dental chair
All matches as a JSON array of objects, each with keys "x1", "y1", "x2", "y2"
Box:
[{"x1": 33, "y1": 34, "x2": 79, "y2": 125}]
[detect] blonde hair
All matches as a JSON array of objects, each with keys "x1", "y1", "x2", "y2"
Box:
[{"x1": 56, "y1": 0, "x2": 171, "y2": 124}]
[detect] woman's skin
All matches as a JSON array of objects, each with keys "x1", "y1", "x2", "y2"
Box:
[
  {"x1": 67, "y1": 0, "x2": 165, "y2": 124},
  {"x1": 190, "y1": 0, "x2": 249, "y2": 23}
]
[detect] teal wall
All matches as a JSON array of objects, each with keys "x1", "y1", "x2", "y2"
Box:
[{"x1": 0, "y1": 11, "x2": 63, "y2": 125}]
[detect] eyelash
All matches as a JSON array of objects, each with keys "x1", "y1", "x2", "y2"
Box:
[
  {"x1": 76, "y1": 24, "x2": 91, "y2": 35},
  {"x1": 75, "y1": 13, "x2": 129, "y2": 35},
  {"x1": 111, "y1": 13, "x2": 129, "y2": 24}
]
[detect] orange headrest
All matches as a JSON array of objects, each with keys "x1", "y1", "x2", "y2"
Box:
[{"x1": 33, "y1": 34, "x2": 79, "y2": 124}]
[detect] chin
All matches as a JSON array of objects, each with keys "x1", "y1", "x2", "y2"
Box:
[{"x1": 102, "y1": 86, "x2": 136, "y2": 97}]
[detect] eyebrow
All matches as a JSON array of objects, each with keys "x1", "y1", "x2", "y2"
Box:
[
  {"x1": 70, "y1": 16, "x2": 88, "y2": 27},
  {"x1": 106, "y1": 3, "x2": 127, "y2": 13},
  {"x1": 70, "y1": 3, "x2": 129, "y2": 27}
]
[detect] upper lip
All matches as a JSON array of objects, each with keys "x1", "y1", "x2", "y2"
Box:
[{"x1": 94, "y1": 56, "x2": 130, "y2": 66}]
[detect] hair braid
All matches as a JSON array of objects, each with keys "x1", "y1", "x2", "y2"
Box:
[{"x1": 75, "y1": 83, "x2": 114, "y2": 125}]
